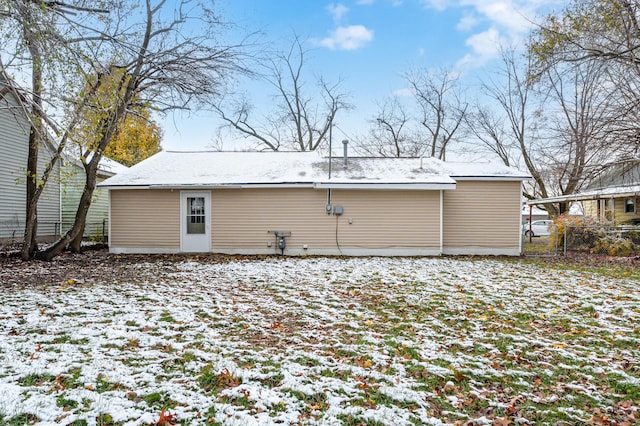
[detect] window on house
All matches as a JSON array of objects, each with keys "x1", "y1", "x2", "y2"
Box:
[
  {"x1": 625, "y1": 198, "x2": 636, "y2": 214},
  {"x1": 599, "y1": 199, "x2": 615, "y2": 221},
  {"x1": 187, "y1": 197, "x2": 205, "y2": 234}
]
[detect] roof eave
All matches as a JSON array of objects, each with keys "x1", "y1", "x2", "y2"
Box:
[
  {"x1": 314, "y1": 182, "x2": 456, "y2": 190},
  {"x1": 452, "y1": 175, "x2": 532, "y2": 181},
  {"x1": 527, "y1": 189, "x2": 640, "y2": 205}
]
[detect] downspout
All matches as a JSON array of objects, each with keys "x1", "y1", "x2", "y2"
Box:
[
  {"x1": 326, "y1": 119, "x2": 332, "y2": 214},
  {"x1": 107, "y1": 189, "x2": 112, "y2": 250},
  {"x1": 440, "y1": 189, "x2": 444, "y2": 255},
  {"x1": 58, "y1": 161, "x2": 62, "y2": 237},
  {"x1": 528, "y1": 202, "x2": 533, "y2": 244}
]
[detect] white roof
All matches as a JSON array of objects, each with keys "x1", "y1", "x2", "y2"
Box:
[
  {"x1": 99, "y1": 151, "x2": 531, "y2": 189},
  {"x1": 528, "y1": 184, "x2": 640, "y2": 204},
  {"x1": 522, "y1": 206, "x2": 549, "y2": 216},
  {"x1": 98, "y1": 156, "x2": 128, "y2": 176}
]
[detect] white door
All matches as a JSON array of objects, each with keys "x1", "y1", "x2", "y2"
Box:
[{"x1": 181, "y1": 191, "x2": 211, "y2": 252}]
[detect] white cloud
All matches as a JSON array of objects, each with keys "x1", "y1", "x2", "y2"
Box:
[
  {"x1": 456, "y1": 11, "x2": 479, "y2": 31},
  {"x1": 420, "y1": 0, "x2": 452, "y2": 11},
  {"x1": 318, "y1": 25, "x2": 374, "y2": 50},
  {"x1": 461, "y1": 1, "x2": 566, "y2": 35},
  {"x1": 422, "y1": 0, "x2": 562, "y2": 35},
  {"x1": 462, "y1": 1, "x2": 529, "y2": 34},
  {"x1": 439, "y1": 1, "x2": 564, "y2": 71},
  {"x1": 392, "y1": 87, "x2": 414, "y2": 97},
  {"x1": 456, "y1": 27, "x2": 502, "y2": 69},
  {"x1": 466, "y1": 27, "x2": 501, "y2": 57},
  {"x1": 327, "y1": 3, "x2": 349, "y2": 23}
]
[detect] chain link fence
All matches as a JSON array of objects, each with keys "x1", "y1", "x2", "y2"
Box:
[
  {"x1": 521, "y1": 225, "x2": 560, "y2": 257},
  {"x1": 564, "y1": 225, "x2": 640, "y2": 256},
  {"x1": 523, "y1": 224, "x2": 640, "y2": 257}
]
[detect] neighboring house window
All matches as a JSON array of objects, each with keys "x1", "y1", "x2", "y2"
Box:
[
  {"x1": 599, "y1": 199, "x2": 615, "y2": 221},
  {"x1": 625, "y1": 198, "x2": 636, "y2": 214}
]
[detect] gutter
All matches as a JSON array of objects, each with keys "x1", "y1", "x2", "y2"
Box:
[
  {"x1": 527, "y1": 188, "x2": 640, "y2": 205},
  {"x1": 452, "y1": 176, "x2": 532, "y2": 181},
  {"x1": 314, "y1": 182, "x2": 457, "y2": 190}
]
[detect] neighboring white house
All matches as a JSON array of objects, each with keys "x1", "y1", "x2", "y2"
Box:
[
  {"x1": 1, "y1": 84, "x2": 61, "y2": 242},
  {"x1": 61, "y1": 156, "x2": 128, "y2": 239},
  {"x1": 1, "y1": 80, "x2": 128, "y2": 243}
]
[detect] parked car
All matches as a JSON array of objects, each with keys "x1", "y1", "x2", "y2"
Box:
[{"x1": 522, "y1": 219, "x2": 553, "y2": 237}]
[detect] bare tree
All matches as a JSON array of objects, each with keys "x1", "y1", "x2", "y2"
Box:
[
  {"x1": 478, "y1": 47, "x2": 621, "y2": 216},
  {"x1": 406, "y1": 68, "x2": 468, "y2": 160},
  {"x1": 477, "y1": 48, "x2": 553, "y2": 209},
  {"x1": 530, "y1": 0, "x2": 640, "y2": 156},
  {"x1": 214, "y1": 36, "x2": 350, "y2": 151},
  {"x1": 465, "y1": 105, "x2": 516, "y2": 166},
  {"x1": 539, "y1": 59, "x2": 616, "y2": 206},
  {"x1": 1, "y1": 0, "x2": 249, "y2": 260},
  {"x1": 353, "y1": 97, "x2": 421, "y2": 157}
]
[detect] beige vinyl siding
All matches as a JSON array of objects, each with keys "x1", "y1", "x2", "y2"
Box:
[
  {"x1": 581, "y1": 198, "x2": 640, "y2": 223},
  {"x1": 212, "y1": 188, "x2": 335, "y2": 249},
  {"x1": 614, "y1": 197, "x2": 640, "y2": 223},
  {"x1": 582, "y1": 200, "x2": 597, "y2": 219},
  {"x1": 443, "y1": 180, "x2": 521, "y2": 250},
  {"x1": 331, "y1": 190, "x2": 440, "y2": 249},
  {"x1": 110, "y1": 189, "x2": 180, "y2": 248},
  {"x1": 212, "y1": 188, "x2": 440, "y2": 251}
]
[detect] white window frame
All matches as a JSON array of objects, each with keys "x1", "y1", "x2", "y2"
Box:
[{"x1": 624, "y1": 197, "x2": 636, "y2": 214}]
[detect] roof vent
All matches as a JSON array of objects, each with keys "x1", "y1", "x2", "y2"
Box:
[{"x1": 342, "y1": 139, "x2": 349, "y2": 168}]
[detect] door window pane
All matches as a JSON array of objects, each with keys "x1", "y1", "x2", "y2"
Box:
[{"x1": 187, "y1": 197, "x2": 206, "y2": 234}]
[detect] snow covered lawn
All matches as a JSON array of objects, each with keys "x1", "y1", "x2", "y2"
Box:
[{"x1": 0, "y1": 255, "x2": 638, "y2": 425}]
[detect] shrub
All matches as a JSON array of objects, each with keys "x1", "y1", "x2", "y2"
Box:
[
  {"x1": 551, "y1": 214, "x2": 598, "y2": 249},
  {"x1": 555, "y1": 214, "x2": 639, "y2": 255},
  {"x1": 593, "y1": 233, "x2": 635, "y2": 256}
]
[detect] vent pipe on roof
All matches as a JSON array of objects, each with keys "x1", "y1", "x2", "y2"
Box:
[{"x1": 342, "y1": 139, "x2": 349, "y2": 168}]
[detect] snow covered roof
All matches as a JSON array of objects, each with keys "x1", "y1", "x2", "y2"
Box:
[
  {"x1": 63, "y1": 154, "x2": 128, "y2": 177},
  {"x1": 528, "y1": 184, "x2": 640, "y2": 205},
  {"x1": 97, "y1": 156, "x2": 128, "y2": 176},
  {"x1": 522, "y1": 206, "x2": 549, "y2": 216},
  {"x1": 99, "y1": 150, "x2": 531, "y2": 190}
]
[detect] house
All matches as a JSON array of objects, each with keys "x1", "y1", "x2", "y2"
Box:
[
  {"x1": 99, "y1": 150, "x2": 531, "y2": 256},
  {"x1": 522, "y1": 205, "x2": 549, "y2": 224},
  {"x1": 527, "y1": 159, "x2": 640, "y2": 224},
  {"x1": 0, "y1": 83, "x2": 61, "y2": 242},
  {"x1": 61, "y1": 156, "x2": 128, "y2": 240},
  {"x1": 1, "y1": 79, "x2": 128, "y2": 244}
]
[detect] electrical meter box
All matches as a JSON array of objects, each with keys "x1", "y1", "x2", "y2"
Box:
[{"x1": 333, "y1": 205, "x2": 344, "y2": 215}]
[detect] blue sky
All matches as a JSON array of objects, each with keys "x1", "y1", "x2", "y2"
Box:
[{"x1": 160, "y1": 0, "x2": 566, "y2": 151}]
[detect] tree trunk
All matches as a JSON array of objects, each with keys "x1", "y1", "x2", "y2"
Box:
[
  {"x1": 21, "y1": 23, "x2": 43, "y2": 261},
  {"x1": 69, "y1": 186, "x2": 90, "y2": 253},
  {"x1": 37, "y1": 160, "x2": 99, "y2": 261},
  {"x1": 21, "y1": 131, "x2": 39, "y2": 260}
]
